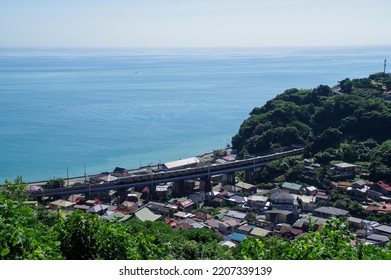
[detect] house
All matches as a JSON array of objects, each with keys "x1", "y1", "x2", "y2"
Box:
[
  {"x1": 193, "y1": 210, "x2": 210, "y2": 222},
  {"x1": 177, "y1": 198, "x2": 194, "y2": 212},
  {"x1": 332, "y1": 162, "x2": 358, "y2": 177},
  {"x1": 177, "y1": 218, "x2": 206, "y2": 229},
  {"x1": 146, "y1": 202, "x2": 172, "y2": 218},
  {"x1": 347, "y1": 216, "x2": 363, "y2": 229},
  {"x1": 250, "y1": 227, "x2": 272, "y2": 238},
  {"x1": 365, "y1": 204, "x2": 391, "y2": 213},
  {"x1": 265, "y1": 210, "x2": 299, "y2": 225},
  {"x1": 87, "y1": 204, "x2": 110, "y2": 215},
  {"x1": 270, "y1": 190, "x2": 299, "y2": 212},
  {"x1": 235, "y1": 182, "x2": 257, "y2": 194},
  {"x1": 305, "y1": 186, "x2": 318, "y2": 196},
  {"x1": 120, "y1": 201, "x2": 138, "y2": 212},
  {"x1": 225, "y1": 195, "x2": 247, "y2": 206},
  {"x1": 68, "y1": 194, "x2": 85, "y2": 204},
  {"x1": 73, "y1": 204, "x2": 91, "y2": 212},
  {"x1": 221, "y1": 185, "x2": 239, "y2": 194},
  {"x1": 313, "y1": 206, "x2": 349, "y2": 219},
  {"x1": 281, "y1": 182, "x2": 304, "y2": 194},
  {"x1": 205, "y1": 219, "x2": 223, "y2": 230},
  {"x1": 174, "y1": 211, "x2": 195, "y2": 220},
  {"x1": 292, "y1": 216, "x2": 329, "y2": 232},
  {"x1": 162, "y1": 157, "x2": 200, "y2": 171},
  {"x1": 188, "y1": 192, "x2": 206, "y2": 203},
  {"x1": 155, "y1": 185, "x2": 172, "y2": 199},
  {"x1": 368, "y1": 189, "x2": 383, "y2": 202},
  {"x1": 134, "y1": 207, "x2": 162, "y2": 222},
  {"x1": 372, "y1": 181, "x2": 391, "y2": 196},
  {"x1": 373, "y1": 224, "x2": 391, "y2": 236},
  {"x1": 315, "y1": 191, "x2": 330, "y2": 203},
  {"x1": 246, "y1": 194, "x2": 269, "y2": 210},
  {"x1": 85, "y1": 199, "x2": 99, "y2": 206},
  {"x1": 347, "y1": 179, "x2": 370, "y2": 201},
  {"x1": 294, "y1": 195, "x2": 317, "y2": 212},
  {"x1": 218, "y1": 240, "x2": 236, "y2": 248},
  {"x1": 235, "y1": 225, "x2": 254, "y2": 235},
  {"x1": 100, "y1": 211, "x2": 124, "y2": 222},
  {"x1": 365, "y1": 234, "x2": 390, "y2": 246},
  {"x1": 224, "y1": 210, "x2": 247, "y2": 221},
  {"x1": 219, "y1": 219, "x2": 239, "y2": 234},
  {"x1": 225, "y1": 232, "x2": 248, "y2": 243},
  {"x1": 254, "y1": 216, "x2": 274, "y2": 230},
  {"x1": 212, "y1": 197, "x2": 225, "y2": 207},
  {"x1": 49, "y1": 199, "x2": 75, "y2": 210},
  {"x1": 276, "y1": 226, "x2": 304, "y2": 240}
]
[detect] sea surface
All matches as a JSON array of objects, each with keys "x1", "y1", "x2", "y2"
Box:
[{"x1": 1, "y1": 46, "x2": 390, "y2": 182}]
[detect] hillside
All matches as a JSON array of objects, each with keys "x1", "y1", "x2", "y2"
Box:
[{"x1": 232, "y1": 72, "x2": 391, "y2": 181}]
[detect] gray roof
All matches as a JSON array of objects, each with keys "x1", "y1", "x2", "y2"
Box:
[
  {"x1": 374, "y1": 225, "x2": 391, "y2": 235},
  {"x1": 366, "y1": 234, "x2": 390, "y2": 243},
  {"x1": 282, "y1": 182, "x2": 303, "y2": 191},
  {"x1": 271, "y1": 190, "x2": 294, "y2": 202},
  {"x1": 87, "y1": 204, "x2": 110, "y2": 214},
  {"x1": 134, "y1": 207, "x2": 162, "y2": 222},
  {"x1": 225, "y1": 210, "x2": 247, "y2": 220},
  {"x1": 313, "y1": 206, "x2": 349, "y2": 216},
  {"x1": 347, "y1": 216, "x2": 363, "y2": 224}
]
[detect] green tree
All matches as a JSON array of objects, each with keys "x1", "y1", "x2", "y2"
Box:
[{"x1": 0, "y1": 185, "x2": 63, "y2": 259}]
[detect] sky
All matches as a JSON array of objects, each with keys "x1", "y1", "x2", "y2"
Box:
[{"x1": 0, "y1": 0, "x2": 390, "y2": 48}]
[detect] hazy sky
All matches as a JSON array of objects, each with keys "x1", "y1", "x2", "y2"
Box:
[{"x1": 1, "y1": 0, "x2": 390, "y2": 48}]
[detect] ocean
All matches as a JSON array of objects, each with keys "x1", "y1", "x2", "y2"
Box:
[{"x1": 0, "y1": 46, "x2": 390, "y2": 182}]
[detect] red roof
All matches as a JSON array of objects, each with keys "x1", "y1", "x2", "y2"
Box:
[
  {"x1": 377, "y1": 181, "x2": 391, "y2": 192},
  {"x1": 366, "y1": 204, "x2": 391, "y2": 212},
  {"x1": 142, "y1": 186, "x2": 150, "y2": 193},
  {"x1": 180, "y1": 199, "x2": 194, "y2": 208}
]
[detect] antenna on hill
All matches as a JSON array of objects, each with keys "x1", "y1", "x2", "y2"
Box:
[{"x1": 385, "y1": 59, "x2": 387, "y2": 73}]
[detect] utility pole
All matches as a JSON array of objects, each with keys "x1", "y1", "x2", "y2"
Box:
[
  {"x1": 66, "y1": 167, "x2": 69, "y2": 187},
  {"x1": 385, "y1": 59, "x2": 387, "y2": 73},
  {"x1": 84, "y1": 164, "x2": 87, "y2": 183}
]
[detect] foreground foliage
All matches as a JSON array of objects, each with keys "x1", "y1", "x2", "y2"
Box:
[{"x1": 1, "y1": 179, "x2": 391, "y2": 260}]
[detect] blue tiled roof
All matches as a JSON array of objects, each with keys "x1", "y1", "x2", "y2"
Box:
[{"x1": 228, "y1": 232, "x2": 248, "y2": 242}]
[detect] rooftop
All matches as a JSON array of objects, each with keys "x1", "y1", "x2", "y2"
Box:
[
  {"x1": 250, "y1": 227, "x2": 271, "y2": 237},
  {"x1": 282, "y1": 182, "x2": 303, "y2": 191},
  {"x1": 134, "y1": 207, "x2": 162, "y2": 222},
  {"x1": 313, "y1": 206, "x2": 349, "y2": 216},
  {"x1": 162, "y1": 157, "x2": 200, "y2": 170},
  {"x1": 227, "y1": 232, "x2": 248, "y2": 242},
  {"x1": 334, "y1": 162, "x2": 357, "y2": 168}
]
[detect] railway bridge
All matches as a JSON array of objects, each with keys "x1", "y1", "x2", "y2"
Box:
[{"x1": 29, "y1": 148, "x2": 304, "y2": 198}]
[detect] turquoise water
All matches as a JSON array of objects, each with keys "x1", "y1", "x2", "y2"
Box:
[{"x1": 1, "y1": 47, "x2": 390, "y2": 182}]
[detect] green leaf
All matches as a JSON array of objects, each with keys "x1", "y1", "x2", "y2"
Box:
[{"x1": 1, "y1": 248, "x2": 10, "y2": 257}]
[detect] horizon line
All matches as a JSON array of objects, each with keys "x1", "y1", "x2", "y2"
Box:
[{"x1": 1, "y1": 44, "x2": 391, "y2": 50}]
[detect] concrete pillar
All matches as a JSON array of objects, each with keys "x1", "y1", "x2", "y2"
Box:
[
  {"x1": 223, "y1": 172, "x2": 236, "y2": 185},
  {"x1": 201, "y1": 176, "x2": 212, "y2": 192},
  {"x1": 245, "y1": 170, "x2": 254, "y2": 183},
  {"x1": 172, "y1": 180, "x2": 186, "y2": 197}
]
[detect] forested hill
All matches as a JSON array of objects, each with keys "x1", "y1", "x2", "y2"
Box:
[{"x1": 232, "y1": 72, "x2": 391, "y2": 181}]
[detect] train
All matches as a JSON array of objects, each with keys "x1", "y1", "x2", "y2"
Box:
[{"x1": 29, "y1": 147, "x2": 304, "y2": 197}]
